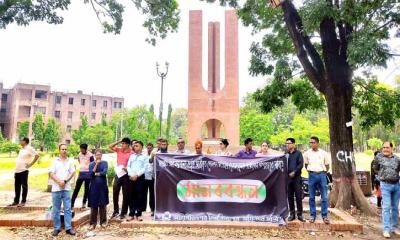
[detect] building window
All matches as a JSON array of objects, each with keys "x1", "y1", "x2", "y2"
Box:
[
  {"x1": 68, "y1": 111, "x2": 73, "y2": 120},
  {"x1": 80, "y1": 112, "x2": 85, "y2": 117},
  {"x1": 91, "y1": 113, "x2": 96, "y2": 120},
  {"x1": 34, "y1": 106, "x2": 46, "y2": 114},
  {"x1": 66, "y1": 125, "x2": 72, "y2": 133},
  {"x1": 92, "y1": 100, "x2": 97, "y2": 107},
  {"x1": 55, "y1": 96, "x2": 61, "y2": 104},
  {"x1": 35, "y1": 90, "x2": 47, "y2": 99},
  {"x1": 54, "y1": 111, "x2": 61, "y2": 119},
  {"x1": 2, "y1": 94, "x2": 8, "y2": 102},
  {"x1": 68, "y1": 97, "x2": 74, "y2": 105},
  {"x1": 81, "y1": 99, "x2": 86, "y2": 106},
  {"x1": 119, "y1": 102, "x2": 122, "y2": 108},
  {"x1": 103, "y1": 100, "x2": 107, "y2": 108},
  {"x1": 0, "y1": 108, "x2": 6, "y2": 113},
  {"x1": 114, "y1": 102, "x2": 117, "y2": 108}
]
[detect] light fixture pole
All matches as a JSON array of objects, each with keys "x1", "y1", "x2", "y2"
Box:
[{"x1": 156, "y1": 61, "x2": 169, "y2": 137}]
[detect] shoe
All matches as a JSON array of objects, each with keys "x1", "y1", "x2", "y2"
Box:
[
  {"x1": 110, "y1": 212, "x2": 119, "y2": 219},
  {"x1": 310, "y1": 217, "x2": 316, "y2": 223},
  {"x1": 52, "y1": 230, "x2": 61, "y2": 236},
  {"x1": 66, "y1": 229, "x2": 76, "y2": 236},
  {"x1": 88, "y1": 225, "x2": 96, "y2": 230},
  {"x1": 297, "y1": 215, "x2": 306, "y2": 222},
  {"x1": 100, "y1": 223, "x2": 107, "y2": 228},
  {"x1": 126, "y1": 216, "x2": 135, "y2": 222},
  {"x1": 119, "y1": 215, "x2": 126, "y2": 220},
  {"x1": 383, "y1": 231, "x2": 391, "y2": 238},
  {"x1": 17, "y1": 202, "x2": 26, "y2": 207},
  {"x1": 287, "y1": 215, "x2": 295, "y2": 222},
  {"x1": 322, "y1": 217, "x2": 330, "y2": 224},
  {"x1": 7, "y1": 202, "x2": 18, "y2": 207},
  {"x1": 151, "y1": 212, "x2": 154, "y2": 217},
  {"x1": 136, "y1": 216, "x2": 143, "y2": 221},
  {"x1": 392, "y1": 229, "x2": 400, "y2": 235}
]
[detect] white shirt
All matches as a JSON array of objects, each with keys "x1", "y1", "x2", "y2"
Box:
[
  {"x1": 15, "y1": 145, "x2": 37, "y2": 173},
  {"x1": 175, "y1": 149, "x2": 191, "y2": 154},
  {"x1": 48, "y1": 157, "x2": 75, "y2": 192},
  {"x1": 304, "y1": 148, "x2": 330, "y2": 172}
]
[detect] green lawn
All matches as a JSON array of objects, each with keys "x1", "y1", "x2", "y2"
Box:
[
  {"x1": 0, "y1": 153, "x2": 53, "y2": 170},
  {"x1": 0, "y1": 172, "x2": 49, "y2": 191}
]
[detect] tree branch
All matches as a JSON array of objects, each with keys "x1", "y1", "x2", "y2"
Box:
[{"x1": 281, "y1": 1, "x2": 326, "y2": 93}]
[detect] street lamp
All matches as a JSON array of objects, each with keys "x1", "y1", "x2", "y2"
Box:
[{"x1": 156, "y1": 61, "x2": 169, "y2": 137}]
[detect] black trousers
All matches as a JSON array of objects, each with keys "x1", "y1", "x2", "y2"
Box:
[
  {"x1": 128, "y1": 175, "x2": 145, "y2": 217},
  {"x1": 90, "y1": 206, "x2": 107, "y2": 226},
  {"x1": 113, "y1": 174, "x2": 129, "y2": 215},
  {"x1": 143, "y1": 179, "x2": 155, "y2": 212},
  {"x1": 288, "y1": 176, "x2": 303, "y2": 216},
  {"x1": 14, "y1": 170, "x2": 29, "y2": 204},
  {"x1": 71, "y1": 178, "x2": 90, "y2": 208}
]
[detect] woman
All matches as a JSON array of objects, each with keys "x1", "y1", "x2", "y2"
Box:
[
  {"x1": 256, "y1": 141, "x2": 273, "y2": 156},
  {"x1": 88, "y1": 149, "x2": 109, "y2": 230},
  {"x1": 214, "y1": 139, "x2": 232, "y2": 156}
]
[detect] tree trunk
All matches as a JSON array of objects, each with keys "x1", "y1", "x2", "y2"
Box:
[{"x1": 325, "y1": 80, "x2": 376, "y2": 216}]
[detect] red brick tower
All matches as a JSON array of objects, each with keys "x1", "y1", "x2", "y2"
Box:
[{"x1": 188, "y1": 10, "x2": 239, "y2": 147}]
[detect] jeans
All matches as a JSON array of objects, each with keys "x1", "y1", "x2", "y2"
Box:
[
  {"x1": 381, "y1": 182, "x2": 400, "y2": 232},
  {"x1": 52, "y1": 190, "x2": 72, "y2": 231},
  {"x1": 71, "y1": 178, "x2": 90, "y2": 208},
  {"x1": 308, "y1": 172, "x2": 328, "y2": 218},
  {"x1": 288, "y1": 176, "x2": 303, "y2": 217},
  {"x1": 14, "y1": 170, "x2": 29, "y2": 204}
]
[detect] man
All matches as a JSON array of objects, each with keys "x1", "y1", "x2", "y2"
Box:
[
  {"x1": 304, "y1": 136, "x2": 330, "y2": 224},
  {"x1": 235, "y1": 138, "x2": 257, "y2": 158},
  {"x1": 71, "y1": 143, "x2": 94, "y2": 209},
  {"x1": 285, "y1": 138, "x2": 305, "y2": 222},
  {"x1": 175, "y1": 138, "x2": 191, "y2": 154},
  {"x1": 372, "y1": 142, "x2": 400, "y2": 238},
  {"x1": 48, "y1": 144, "x2": 76, "y2": 236},
  {"x1": 8, "y1": 137, "x2": 39, "y2": 207},
  {"x1": 108, "y1": 137, "x2": 133, "y2": 220},
  {"x1": 159, "y1": 139, "x2": 169, "y2": 153},
  {"x1": 143, "y1": 143, "x2": 155, "y2": 216},
  {"x1": 126, "y1": 141, "x2": 148, "y2": 221}
]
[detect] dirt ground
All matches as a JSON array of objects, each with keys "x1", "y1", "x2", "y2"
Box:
[{"x1": 0, "y1": 190, "x2": 391, "y2": 240}]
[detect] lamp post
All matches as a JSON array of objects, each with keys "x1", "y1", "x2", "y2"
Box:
[{"x1": 156, "y1": 61, "x2": 169, "y2": 137}]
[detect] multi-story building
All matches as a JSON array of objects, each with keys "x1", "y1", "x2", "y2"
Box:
[{"x1": 0, "y1": 83, "x2": 124, "y2": 143}]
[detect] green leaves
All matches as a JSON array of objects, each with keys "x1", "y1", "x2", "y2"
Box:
[
  {"x1": 17, "y1": 121, "x2": 29, "y2": 139},
  {"x1": 290, "y1": 79, "x2": 325, "y2": 112}
]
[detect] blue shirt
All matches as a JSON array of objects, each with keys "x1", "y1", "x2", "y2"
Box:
[
  {"x1": 235, "y1": 149, "x2": 257, "y2": 158},
  {"x1": 127, "y1": 153, "x2": 148, "y2": 177}
]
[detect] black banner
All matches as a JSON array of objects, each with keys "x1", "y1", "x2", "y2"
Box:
[{"x1": 155, "y1": 154, "x2": 288, "y2": 224}]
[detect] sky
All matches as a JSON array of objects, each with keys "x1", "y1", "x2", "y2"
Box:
[{"x1": 0, "y1": 0, "x2": 399, "y2": 113}]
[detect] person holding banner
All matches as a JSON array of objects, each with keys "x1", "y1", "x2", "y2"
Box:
[
  {"x1": 285, "y1": 138, "x2": 305, "y2": 222},
  {"x1": 215, "y1": 139, "x2": 232, "y2": 156},
  {"x1": 194, "y1": 140, "x2": 203, "y2": 155},
  {"x1": 126, "y1": 141, "x2": 148, "y2": 221},
  {"x1": 235, "y1": 138, "x2": 257, "y2": 158},
  {"x1": 304, "y1": 136, "x2": 330, "y2": 224},
  {"x1": 108, "y1": 137, "x2": 133, "y2": 220},
  {"x1": 175, "y1": 138, "x2": 191, "y2": 154}
]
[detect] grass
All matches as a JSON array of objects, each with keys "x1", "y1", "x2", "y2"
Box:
[
  {"x1": 0, "y1": 172, "x2": 49, "y2": 191},
  {"x1": 0, "y1": 153, "x2": 53, "y2": 170}
]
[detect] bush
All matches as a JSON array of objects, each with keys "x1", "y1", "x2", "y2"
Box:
[{"x1": 107, "y1": 163, "x2": 116, "y2": 179}]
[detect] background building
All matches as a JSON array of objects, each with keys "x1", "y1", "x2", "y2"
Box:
[{"x1": 0, "y1": 83, "x2": 124, "y2": 143}]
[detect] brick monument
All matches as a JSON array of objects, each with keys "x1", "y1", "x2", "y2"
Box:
[{"x1": 187, "y1": 10, "x2": 239, "y2": 147}]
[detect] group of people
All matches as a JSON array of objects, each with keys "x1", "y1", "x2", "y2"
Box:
[{"x1": 9, "y1": 135, "x2": 336, "y2": 236}]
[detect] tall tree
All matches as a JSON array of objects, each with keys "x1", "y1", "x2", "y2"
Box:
[
  {"x1": 72, "y1": 115, "x2": 89, "y2": 145},
  {"x1": 82, "y1": 124, "x2": 114, "y2": 148},
  {"x1": 32, "y1": 113, "x2": 45, "y2": 151},
  {"x1": 234, "y1": 0, "x2": 400, "y2": 214},
  {"x1": 165, "y1": 104, "x2": 173, "y2": 141},
  {"x1": 171, "y1": 108, "x2": 188, "y2": 141},
  {"x1": 17, "y1": 121, "x2": 30, "y2": 139},
  {"x1": 44, "y1": 117, "x2": 61, "y2": 151}
]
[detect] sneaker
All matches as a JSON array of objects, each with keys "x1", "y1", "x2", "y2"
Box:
[
  {"x1": 17, "y1": 202, "x2": 26, "y2": 207},
  {"x1": 309, "y1": 217, "x2": 316, "y2": 223},
  {"x1": 52, "y1": 230, "x2": 61, "y2": 236},
  {"x1": 383, "y1": 231, "x2": 391, "y2": 238},
  {"x1": 7, "y1": 202, "x2": 18, "y2": 207},
  {"x1": 322, "y1": 217, "x2": 330, "y2": 224},
  {"x1": 297, "y1": 215, "x2": 306, "y2": 222},
  {"x1": 287, "y1": 214, "x2": 295, "y2": 222},
  {"x1": 392, "y1": 229, "x2": 400, "y2": 235},
  {"x1": 88, "y1": 225, "x2": 96, "y2": 230},
  {"x1": 66, "y1": 229, "x2": 76, "y2": 236},
  {"x1": 110, "y1": 212, "x2": 119, "y2": 219}
]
